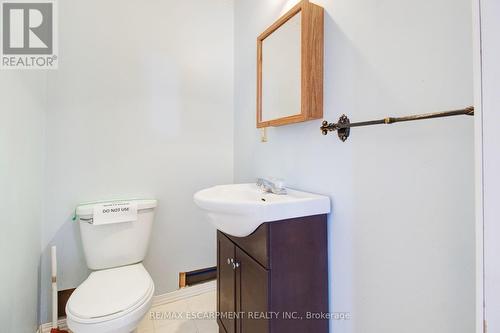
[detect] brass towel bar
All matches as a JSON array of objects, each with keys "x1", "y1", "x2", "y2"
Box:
[{"x1": 320, "y1": 106, "x2": 474, "y2": 142}]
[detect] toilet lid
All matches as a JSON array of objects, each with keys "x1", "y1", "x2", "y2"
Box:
[{"x1": 67, "y1": 263, "x2": 153, "y2": 319}]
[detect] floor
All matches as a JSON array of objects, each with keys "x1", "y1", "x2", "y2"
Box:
[{"x1": 138, "y1": 289, "x2": 218, "y2": 333}]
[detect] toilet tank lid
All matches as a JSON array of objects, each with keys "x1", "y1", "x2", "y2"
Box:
[{"x1": 76, "y1": 199, "x2": 157, "y2": 217}]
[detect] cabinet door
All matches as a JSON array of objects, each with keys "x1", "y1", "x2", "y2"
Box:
[
  {"x1": 236, "y1": 248, "x2": 269, "y2": 333},
  {"x1": 218, "y1": 233, "x2": 236, "y2": 333}
]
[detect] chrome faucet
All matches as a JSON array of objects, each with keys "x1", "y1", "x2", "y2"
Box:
[{"x1": 256, "y1": 177, "x2": 287, "y2": 195}]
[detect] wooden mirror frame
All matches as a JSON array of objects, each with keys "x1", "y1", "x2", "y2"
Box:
[{"x1": 257, "y1": 0, "x2": 324, "y2": 128}]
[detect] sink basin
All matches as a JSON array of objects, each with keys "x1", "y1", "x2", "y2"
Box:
[{"x1": 194, "y1": 183, "x2": 330, "y2": 237}]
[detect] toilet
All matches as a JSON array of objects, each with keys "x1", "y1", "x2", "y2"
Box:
[{"x1": 66, "y1": 199, "x2": 157, "y2": 333}]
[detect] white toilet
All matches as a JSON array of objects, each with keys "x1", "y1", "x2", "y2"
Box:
[{"x1": 66, "y1": 199, "x2": 157, "y2": 333}]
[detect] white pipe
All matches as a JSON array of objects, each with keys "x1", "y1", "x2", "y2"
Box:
[{"x1": 51, "y1": 246, "x2": 58, "y2": 329}]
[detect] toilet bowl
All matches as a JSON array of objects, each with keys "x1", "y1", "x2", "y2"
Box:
[
  {"x1": 66, "y1": 264, "x2": 154, "y2": 333},
  {"x1": 66, "y1": 200, "x2": 157, "y2": 333}
]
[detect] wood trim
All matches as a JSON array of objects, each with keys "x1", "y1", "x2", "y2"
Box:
[
  {"x1": 256, "y1": 0, "x2": 324, "y2": 128},
  {"x1": 257, "y1": 38, "x2": 263, "y2": 127},
  {"x1": 179, "y1": 272, "x2": 187, "y2": 288},
  {"x1": 302, "y1": 1, "x2": 324, "y2": 120},
  {"x1": 257, "y1": 1, "x2": 304, "y2": 41}
]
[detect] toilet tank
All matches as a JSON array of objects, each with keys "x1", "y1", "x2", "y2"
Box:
[{"x1": 76, "y1": 199, "x2": 157, "y2": 270}]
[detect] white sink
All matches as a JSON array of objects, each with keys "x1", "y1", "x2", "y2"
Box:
[{"x1": 194, "y1": 183, "x2": 330, "y2": 237}]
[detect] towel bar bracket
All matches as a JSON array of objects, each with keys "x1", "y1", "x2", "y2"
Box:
[{"x1": 336, "y1": 114, "x2": 350, "y2": 142}]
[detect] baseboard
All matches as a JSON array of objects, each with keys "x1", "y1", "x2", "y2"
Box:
[
  {"x1": 38, "y1": 280, "x2": 216, "y2": 332},
  {"x1": 152, "y1": 280, "x2": 216, "y2": 307},
  {"x1": 39, "y1": 318, "x2": 68, "y2": 333}
]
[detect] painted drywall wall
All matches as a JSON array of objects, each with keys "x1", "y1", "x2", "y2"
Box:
[
  {"x1": 39, "y1": 0, "x2": 234, "y2": 323},
  {"x1": 477, "y1": 0, "x2": 500, "y2": 331},
  {"x1": 0, "y1": 72, "x2": 45, "y2": 332},
  {"x1": 234, "y1": 0, "x2": 475, "y2": 332}
]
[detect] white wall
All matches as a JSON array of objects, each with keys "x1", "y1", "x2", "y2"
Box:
[
  {"x1": 40, "y1": 0, "x2": 234, "y2": 323},
  {"x1": 0, "y1": 71, "x2": 46, "y2": 332},
  {"x1": 476, "y1": 0, "x2": 500, "y2": 331},
  {"x1": 234, "y1": 0, "x2": 475, "y2": 332}
]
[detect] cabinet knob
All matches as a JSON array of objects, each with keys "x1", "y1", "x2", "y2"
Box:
[
  {"x1": 232, "y1": 260, "x2": 241, "y2": 270},
  {"x1": 227, "y1": 258, "x2": 232, "y2": 265}
]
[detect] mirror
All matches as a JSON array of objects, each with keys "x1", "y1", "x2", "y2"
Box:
[
  {"x1": 261, "y1": 13, "x2": 302, "y2": 122},
  {"x1": 257, "y1": 0, "x2": 324, "y2": 128}
]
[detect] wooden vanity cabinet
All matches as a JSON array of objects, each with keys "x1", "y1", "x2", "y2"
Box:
[{"x1": 216, "y1": 214, "x2": 329, "y2": 333}]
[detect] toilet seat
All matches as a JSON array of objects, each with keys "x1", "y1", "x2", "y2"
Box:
[{"x1": 66, "y1": 263, "x2": 154, "y2": 333}]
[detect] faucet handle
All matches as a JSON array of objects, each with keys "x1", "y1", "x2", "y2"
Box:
[
  {"x1": 270, "y1": 178, "x2": 287, "y2": 195},
  {"x1": 270, "y1": 178, "x2": 286, "y2": 190},
  {"x1": 256, "y1": 177, "x2": 287, "y2": 194}
]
